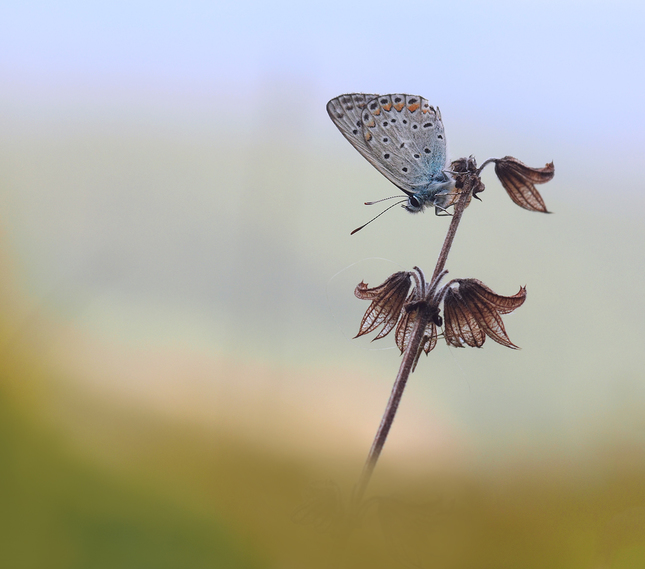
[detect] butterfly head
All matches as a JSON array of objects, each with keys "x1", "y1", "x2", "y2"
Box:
[
  {"x1": 403, "y1": 194, "x2": 424, "y2": 213},
  {"x1": 401, "y1": 176, "x2": 455, "y2": 214}
]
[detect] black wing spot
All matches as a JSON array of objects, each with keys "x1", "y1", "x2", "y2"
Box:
[
  {"x1": 414, "y1": 154, "x2": 420, "y2": 159},
  {"x1": 402, "y1": 167, "x2": 408, "y2": 172},
  {"x1": 384, "y1": 153, "x2": 390, "y2": 159},
  {"x1": 408, "y1": 98, "x2": 417, "y2": 104},
  {"x1": 390, "y1": 118, "x2": 396, "y2": 123},
  {"x1": 382, "y1": 137, "x2": 389, "y2": 143},
  {"x1": 394, "y1": 97, "x2": 402, "y2": 103},
  {"x1": 402, "y1": 119, "x2": 408, "y2": 124},
  {"x1": 424, "y1": 148, "x2": 431, "y2": 153},
  {"x1": 382, "y1": 121, "x2": 389, "y2": 127},
  {"x1": 437, "y1": 134, "x2": 443, "y2": 139},
  {"x1": 364, "y1": 112, "x2": 369, "y2": 120},
  {"x1": 423, "y1": 122, "x2": 434, "y2": 128},
  {"x1": 412, "y1": 124, "x2": 418, "y2": 130},
  {"x1": 400, "y1": 143, "x2": 405, "y2": 148},
  {"x1": 370, "y1": 102, "x2": 378, "y2": 110},
  {"x1": 380, "y1": 98, "x2": 388, "y2": 104},
  {"x1": 352, "y1": 129, "x2": 358, "y2": 135},
  {"x1": 356, "y1": 120, "x2": 362, "y2": 127}
]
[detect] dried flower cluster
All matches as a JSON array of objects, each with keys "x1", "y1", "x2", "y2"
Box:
[
  {"x1": 445, "y1": 156, "x2": 554, "y2": 212},
  {"x1": 353, "y1": 155, "x2": 553, "y2": 359},
  {"x1": 355, "y1": 268, "x2": 526, "y2": 356},
  {"x1": 324, "y1": 92, "x2": 557, "y2": 526}
]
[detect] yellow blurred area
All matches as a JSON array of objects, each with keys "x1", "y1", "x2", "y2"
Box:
[{"x1": 1, "y1": 228, "x2": 645, "y2": 569}]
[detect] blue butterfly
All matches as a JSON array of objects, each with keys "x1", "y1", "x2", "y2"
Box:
[{"x1": 327, "y1": 94, "x2": 455, "y2": 231}]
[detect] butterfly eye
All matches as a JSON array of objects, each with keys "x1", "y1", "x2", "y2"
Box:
[{"x1": 408, "y1": 196, "x2": 420, "y2": 209}]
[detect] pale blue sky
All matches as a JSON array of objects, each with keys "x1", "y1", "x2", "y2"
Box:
[
  {"x1": 2, "y1": 1, "x2": 644, "y2": 203},
  {"x1": 2, "y1": 1, "x2": 643, "y2": 138}
]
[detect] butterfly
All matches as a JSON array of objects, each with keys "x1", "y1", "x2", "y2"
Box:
[{"x1": 327, "y1": 94, "x2": 455, "y2": 231}]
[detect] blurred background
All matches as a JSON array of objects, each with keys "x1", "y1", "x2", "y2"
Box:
[{"x1": 1, "y1": 1, "x2": 645, "y2": 567}]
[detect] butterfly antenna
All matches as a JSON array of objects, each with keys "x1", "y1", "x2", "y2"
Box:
[
  {"x1": 351, "y1": 200, "x2": 407, "y2": 235},
  {"x1": 364, "y1": 195, "x2": 404, "y2": 206}
]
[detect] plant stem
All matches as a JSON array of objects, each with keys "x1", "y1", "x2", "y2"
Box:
[
  {"x1": 351, "y1": 180, "x2": 474, "y2": 511},
  {"x1": 351, "y1": 301, "x2": 431, "y2": 510},
  {"x1": 431, "y1": 186, "x2": 471, "y2": 283}
]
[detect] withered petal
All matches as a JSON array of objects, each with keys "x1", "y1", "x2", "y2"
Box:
[
  {"x1": 355, "y1": 272, "x2": 412, "y2": 340},
  {"x1": 460, "y1": 289, "x2": 518, "y2": 349},
  {"x1": 395, "y1": 304, "x2": 438, "y2": 355},
  {"x1": 443, "y1": 288, "x2": 486, "y2": 348},
  {"x1": 455, "y1": 279, "x2": 527, "y2": 315},
  {"x1": 493, "y1": 156, "x2": 554, "y2": 213},
  {"x1": 395, "y1": 304, "x2": 415, "y2": 353},
  {"x1": 355, "y1": 271, "x2": 410, "y2": 300},
  {"x1": 442, "y1": 279, "x2": 526, "y2": 349},
  {"x1": 421, "y1": 324, "x2": 438, "y2": 354}
]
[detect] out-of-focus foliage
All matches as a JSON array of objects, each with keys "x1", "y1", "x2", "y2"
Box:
[
  {"x1": 1, "y1": 254, "x2": 644, "y2": 568},
  {"x1": 0, "y1": 285, "x2": 266, "y2": 568}
]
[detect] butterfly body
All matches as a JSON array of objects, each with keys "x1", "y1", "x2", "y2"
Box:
[{"x1": 327, "y1": 93, "x2": 454, "y2": 214}]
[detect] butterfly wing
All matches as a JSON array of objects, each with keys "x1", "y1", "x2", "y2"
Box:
[
  {"x1": 360, "y1": 94, "x2": 448, "y2": 191},
  {"x1": 326, "y1": 93, "x2": 381, "y2": 168},
  {"x1": 327, "y1": 93, "x2": 449, "y2": 195}
]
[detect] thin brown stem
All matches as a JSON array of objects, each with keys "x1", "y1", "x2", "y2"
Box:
[
  {"x1": 431, "y1": 188, "x2": 472, "y2": 283},
  {"x1": 351, "y1": 301, "x2": 431, "y2": 509},
  {"x1": 351, "y1": 181, "x2": 474, "y2": 512}
]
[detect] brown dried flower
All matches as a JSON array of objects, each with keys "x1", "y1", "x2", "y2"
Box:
[
  {"x1": 355, "y1": 271, "x2": 526, "y2": 354},
  {"x1": 441, "y1": 278, "x2": 527, "y2": 348},
  {"x1": 355, "y1": 271, "x2": 412, "y2": 341},
  {"x1": 492, "y1": 156, "x2": 554, "y2": 213}
]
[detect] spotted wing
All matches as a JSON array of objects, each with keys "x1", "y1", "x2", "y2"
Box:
[
  {"x1": 358, "y1": 94, "x2": 448, "y2": 192},
  {"x1": 327, "y1": 93, "x2": 380, "y2": 163},
  {"x1": 328, "y1": 94, "x2": 448, "y2": 193}
]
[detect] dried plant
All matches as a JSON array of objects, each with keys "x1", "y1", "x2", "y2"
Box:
[
  {"x1": 350, "y1": 155, "x2": 554, "y2": 509},
  {"x1": 296, "y1": 97, "x2": 554, "y2": 546}
]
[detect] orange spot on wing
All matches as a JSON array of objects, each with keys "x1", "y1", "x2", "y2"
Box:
[
  {"x1": 394, "y1": 102, "x2": 405, "y2": 111},
  {"x1": 365, "y1": 131, "x2": 372, "y2": 142},
  {"x1": 407, "y1": 103, "x2": 420, "y2": 112},
  {"x1": 373, "y1": 107, "x2": 381, "y2": 116},
  {"x1": 383, "y1": 103, "x2": 392, "y2": 111}
]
